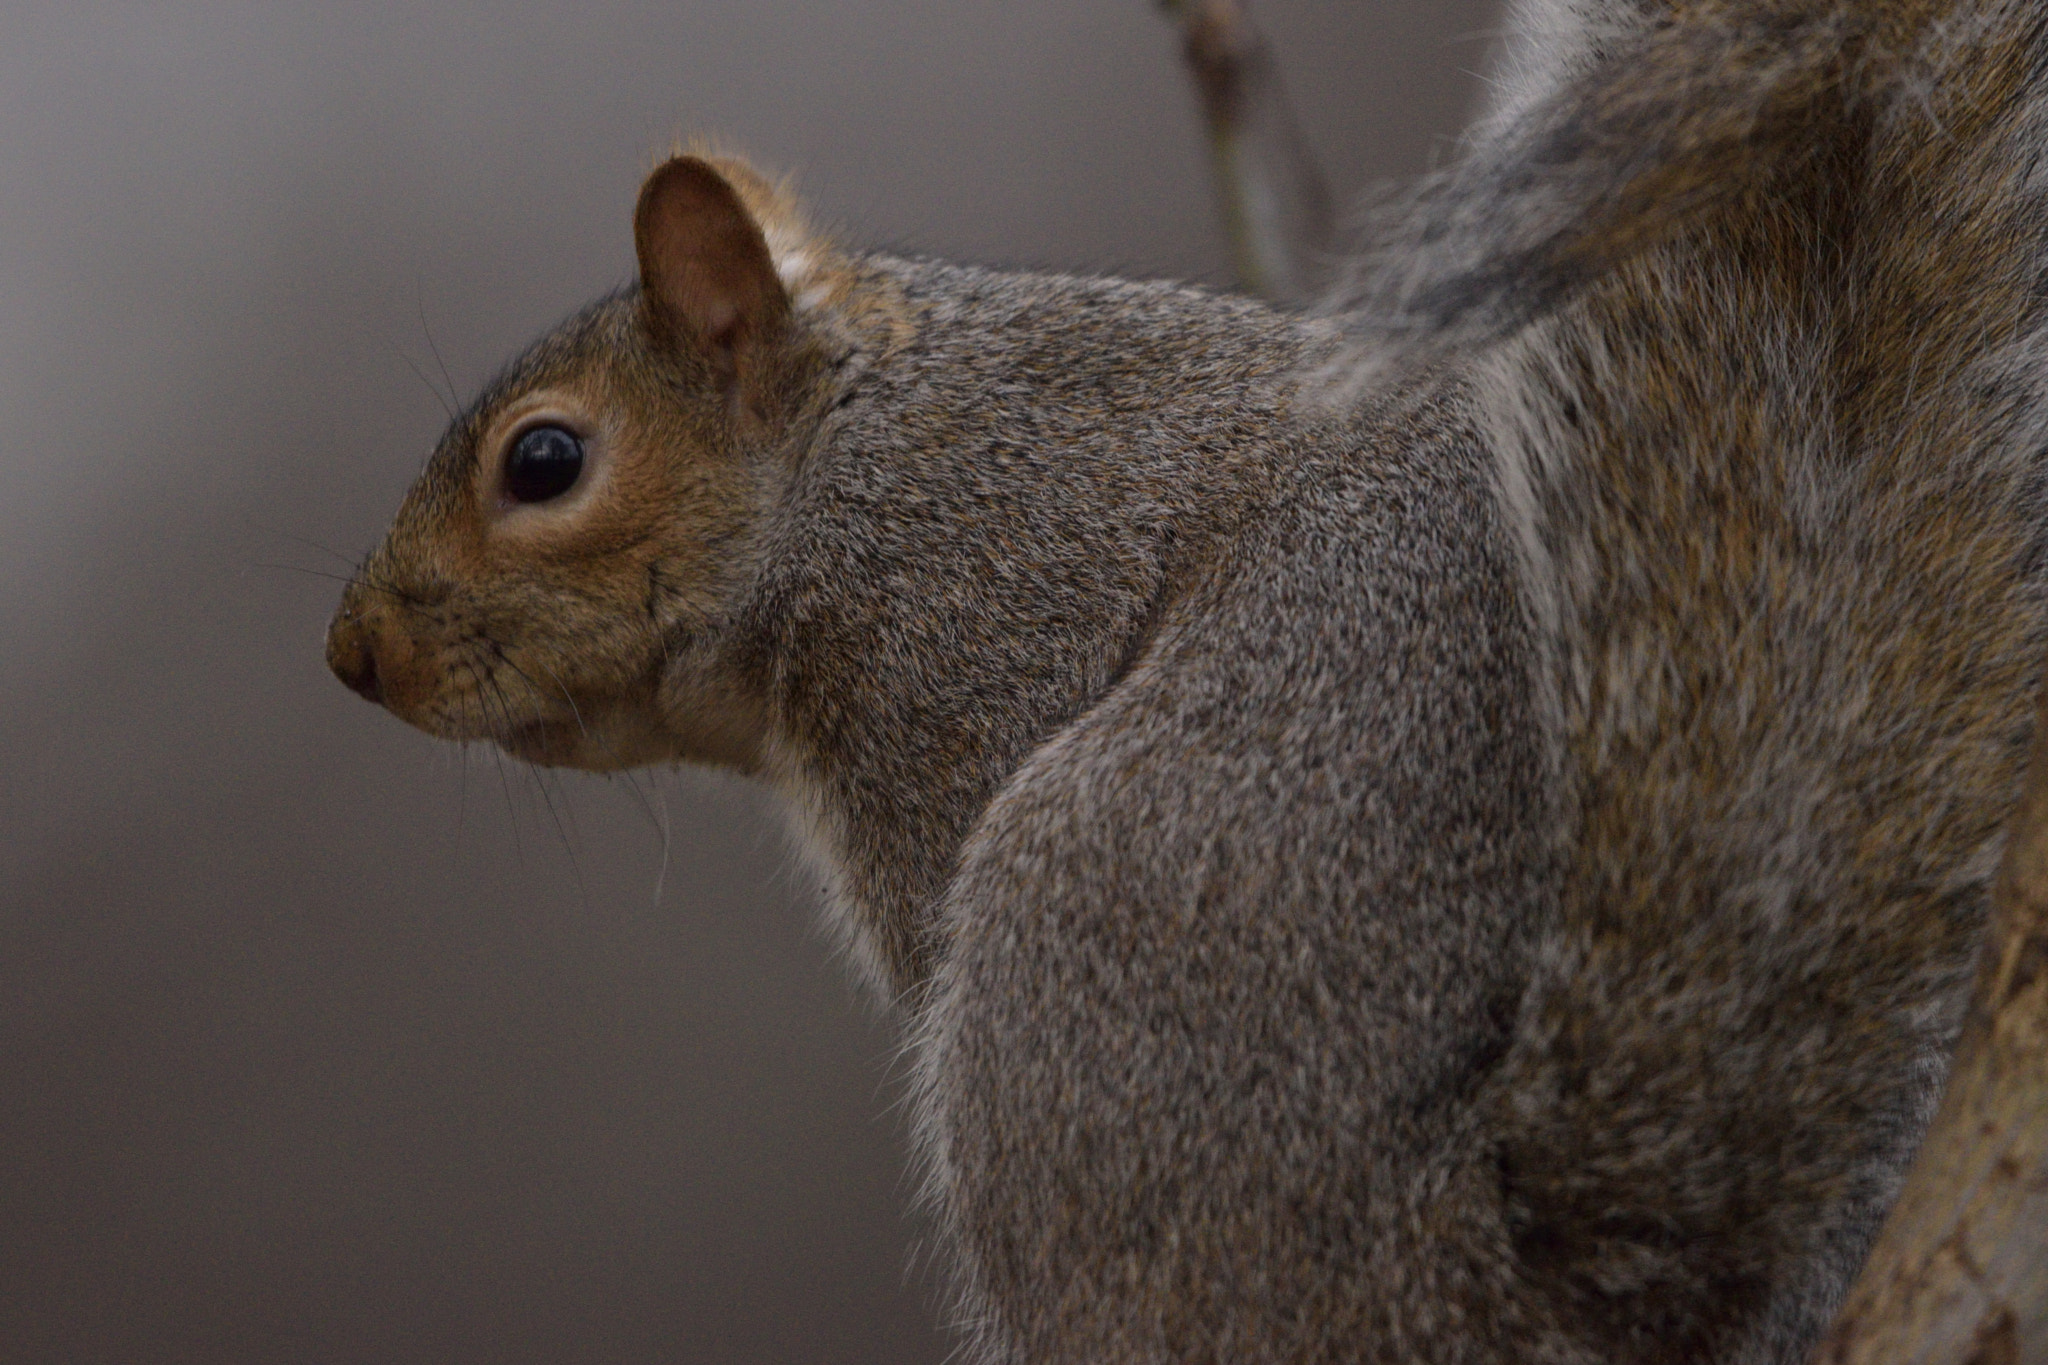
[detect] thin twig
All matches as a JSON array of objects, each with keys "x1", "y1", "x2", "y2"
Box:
[{"x1": 1159, "y1": 0, "x2": 1334, "y2": 305}]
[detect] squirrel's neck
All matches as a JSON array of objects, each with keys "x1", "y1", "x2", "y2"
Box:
[{"x1": 737, "y1": 258, "x2": 1315, "y2": 1002}]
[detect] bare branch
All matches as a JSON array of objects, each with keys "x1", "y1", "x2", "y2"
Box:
[
  {"x1": 1813, "y1": 691, "x2": 2048, "y2": 1362},
  {"x1": 1159, "y1": 0, "x2": 1333, "y2": 306}
]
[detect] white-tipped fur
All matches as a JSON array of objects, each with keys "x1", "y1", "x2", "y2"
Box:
[
  {"x1": 760, "y1": 732, "x2": 900, "y2": 1003},
  {"x1": 337, "y1": 4, "x2": 2048, "y2": 1358}
]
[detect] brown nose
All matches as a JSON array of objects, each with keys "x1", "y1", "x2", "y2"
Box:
[{"x1": 326, "y1": 611, "x2": 384, "y2": 704}]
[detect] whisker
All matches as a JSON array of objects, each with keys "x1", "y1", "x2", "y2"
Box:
[
  {"x1": 487, "y1": 641, "x2": 590, "y2": 743},
  {"x1": 479, "y1": 665, "x2": 591, "y2": 909},
  {"x1": 456, "y1": 739, "x2": 471, "y2": 853},
  {"x1": 258, "y1": 562, "x2": 407, "y2": 599},
  {"x1": 238, "y1": 518, "x2": 368, "y2": 571},
  {"x1": 529, "y1": 657, "x2": 590, "y2": 741},
  {"x1": 533, "y1": 769, "x2": 590, "y2": 907},
  {"x1": 462, "y1": 657, "x2": 526, "y2": 864},
  {"x1": 616, "y1": 768, "x2": 675, "y2": 907},
  {"x1": 260, "y1": 561, "x2": 431, "y2": 617},
  {"x1": 381, "y1": 333, "x2": 456, "y2": 422},
  {"x1": 418, "y1": 276, "x2": 461, "y2": 415},
  {"x1": 257, "y1": 562, "x2": 358, "y2": 585},
  {"x1": 617, "y1": 766, "x2": 664, "y2": 836},
  {"x1": 649, "y1": 772, "x2": 673, "y2": 908}
]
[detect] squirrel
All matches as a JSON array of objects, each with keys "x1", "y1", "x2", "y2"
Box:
[{"x1": 325, "y1": 0, "x2": 2048, "y2": 1359}]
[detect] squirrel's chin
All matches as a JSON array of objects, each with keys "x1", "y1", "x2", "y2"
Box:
[{"x1": 496, "y1": 715, "x2": 669, "y2": 772}]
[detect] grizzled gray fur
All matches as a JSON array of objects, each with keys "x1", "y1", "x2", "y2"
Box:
[{"x1": 325, "y1": 0, "x2": 2048, "y2": 1359}]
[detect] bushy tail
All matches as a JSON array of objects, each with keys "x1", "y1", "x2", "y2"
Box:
[
  {"x1": 1329, "y1": 1, "x2": 1885, "y2": 386},
  {"x1": 1365, "y1": 1, "x2": 2048, "y2": 1358}
]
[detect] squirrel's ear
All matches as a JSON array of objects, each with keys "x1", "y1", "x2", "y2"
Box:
[{"x1": 633, "y1": 156, "x2": 793, "y2": 402}]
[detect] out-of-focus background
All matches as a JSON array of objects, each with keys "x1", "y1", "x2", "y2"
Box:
[{"x1": 0, "y1": 3, "x2": 1496, "y2": 1360}]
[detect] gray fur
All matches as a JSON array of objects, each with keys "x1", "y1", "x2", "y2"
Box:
[{"x1": 328, "y1": 1, "x2": 2048, "y2": 1358}]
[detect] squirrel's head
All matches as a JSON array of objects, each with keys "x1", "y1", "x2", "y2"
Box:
[{"x1": 325, "y1": 155, "x2": 863, "y2": 772}]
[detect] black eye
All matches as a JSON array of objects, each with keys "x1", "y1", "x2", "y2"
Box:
[{"x1": 503, "y1": 424, "x2": 585, "y2": 504}]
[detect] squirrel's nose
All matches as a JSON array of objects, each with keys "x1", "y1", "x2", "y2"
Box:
[{"x1": 326, "y1": 614, "x2": 384, "y2": 704}]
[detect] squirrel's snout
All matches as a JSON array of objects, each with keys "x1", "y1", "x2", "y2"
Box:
[{"x1": 326, "y1": 612, "x2": 384, "y2": 705}]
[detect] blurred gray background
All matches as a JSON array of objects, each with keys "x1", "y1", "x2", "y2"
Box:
[{"x1": 0, "y1": 3, "x2": 1496, "y2": 1360}]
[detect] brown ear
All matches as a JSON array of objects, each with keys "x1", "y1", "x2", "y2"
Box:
[{"x1": 633, "y1": 156, "x2": 792, "y2": 402}]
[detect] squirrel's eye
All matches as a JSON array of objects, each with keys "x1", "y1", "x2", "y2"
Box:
[{"x1": 504, "y1": 425, "x2": 585, "y2": 504}]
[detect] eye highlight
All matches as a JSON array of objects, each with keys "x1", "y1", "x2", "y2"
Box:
[{"x1": 503, "y1": 424, "x2": 586, "y2": 504}]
